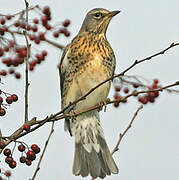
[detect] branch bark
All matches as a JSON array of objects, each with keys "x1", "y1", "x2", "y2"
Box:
[
  {"x1": 24, "y1": 0, "x2": 30, "y2": 123},
  {"x1": 31, "y1": 121, "x2": 55, "y2": 180}
]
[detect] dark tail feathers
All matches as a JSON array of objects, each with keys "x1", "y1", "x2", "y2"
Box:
[{"x1": 73, "y1": 135, "x2": 119, "y2": 179}]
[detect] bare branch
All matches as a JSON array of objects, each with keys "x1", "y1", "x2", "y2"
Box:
[
  {"x1": 23, "y1": 0, "x2": 30, "y2": 123},
  {"x1": 0, "y1": 80, "x2": 178, "y2": 152},
  {"x1": 0, "y1": 5, "x2": 38, "y2": 17},
  {"x1": 31, "y1": 121, "x2": 55, "y2": 180},
  {"x1": 7, "y1": 30, "x2": 65, "y2": 50},
  {"x1": 1, "y1": 42, "x2": 179, "y2": 153},
  {"x1": 111, "y1": 105, "x2": 143, "y2": 155}
]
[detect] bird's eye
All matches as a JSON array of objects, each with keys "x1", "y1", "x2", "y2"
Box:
[{"x1": 94, "y1": 12, "x2": 102, "y2": 18}]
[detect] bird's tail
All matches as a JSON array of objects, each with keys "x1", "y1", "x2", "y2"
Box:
[{"x1": 72, "y1": 111, "x2": 119, "y2": 179}]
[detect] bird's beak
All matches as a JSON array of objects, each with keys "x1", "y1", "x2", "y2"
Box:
[{"x1": 108, "y1": 10, "x2": 120, "y2": 18}]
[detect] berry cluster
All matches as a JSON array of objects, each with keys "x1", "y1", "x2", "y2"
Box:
[
  {"x1": 138, "y1": 79, "x2": 159, "y2": 104},
  {"x1": 0, "y1": 89, "x2": 18, "y2": 116},
  {"x1": 0, "y1": 5, "x2": 71, "y2": 79},
  {"x1": 113, "y1": 78, "x2": 160, "y2": 107},
  {"x1": 1, "y1": 143, "x2": 40, "y2": 169},
  {"x1": 0, "y1": 168, "x2": 11, "y2": 180}
]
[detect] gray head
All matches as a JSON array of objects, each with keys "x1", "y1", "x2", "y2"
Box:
[{"x1": 79, "y1": 8, "x2": 120, "y2": 34}]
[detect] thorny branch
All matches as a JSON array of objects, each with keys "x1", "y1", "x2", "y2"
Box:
[
  {"x1": 31, "y1": 121, "x2": 55, "y2": 180},
  {"x1": 0, "y1": 43, "x2": 179, "y2": 153}
]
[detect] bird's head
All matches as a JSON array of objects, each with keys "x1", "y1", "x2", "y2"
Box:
[{"x1": 79, "y1": 8, "x2": 120, "y2": 35}]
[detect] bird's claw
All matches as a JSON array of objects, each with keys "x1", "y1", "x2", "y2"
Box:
[{"x1": 97, "y1": 98, "x2": 110, "y2": 112}]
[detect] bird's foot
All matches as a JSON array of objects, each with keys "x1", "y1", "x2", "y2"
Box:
[
  {"x1": 97, "y1": 98, "x2": 111, "y2": 112},
  {"x1": 69, "y1": 110, "x2": 77, "y2": 120}
]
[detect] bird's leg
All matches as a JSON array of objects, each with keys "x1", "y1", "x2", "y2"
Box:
[{"x1": 97, "y1": 98, "x2": 111, "y2": 112}]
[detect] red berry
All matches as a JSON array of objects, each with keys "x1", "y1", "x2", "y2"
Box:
[
  {"x1": 115, "y1": 86, "x2": 121, "y2": 92},
  {"x1": 33, "y1": 18, "x2": 39, "y2": 24},
  {"x1": 0, "y1": 108, "x2": 6, "y2": 116},
  {"x1": 14, "y1": 21, "x2": 20, "y2": 27},
  {"x1": 35, "y1": 37, "x2": 40, "y2": 44},
  {"x1": 42, "y1": 50, "x2": 47, "y2": 57},
  {"x1": 133, "y1": 83, "x2": 139, "y2": 88},
  {"x1": 0, "y1": 50, "x2": 4, "y2": 57},
  {"x1": 154, "y1": 79, "x2": 159, "y2": 84},
  {"x1": 6, "y1": 15, "x2": 12, "y2": 20},
  {"x1": 123, "y1": 87, "x2": 129, "y2": 94},
  {"x1": 34, "y1": 147, "x2": 40, "y2": 154},
  {"x1": 0, "y1": 141, "x2": 5, "y2": 149},
  {"x1": 154, "y1": 90, "x2": 159, "y2": 98},
  {"x1": 43, "y1": 6, "x2": 50, "y2": 15},
  {"x1": 39, "y1": 32, "x2": 45, "y2": 40},
  {"x1": 63, "y1": 19, "x2": 71, "y2": 27},
  {"x1": 3, "y1": 148, "x2": 11, "y2": 156},
  {"x1": 23, "y1": 124, "x2": 30, "y2": 132},
  {"x1": 29, "y1": 34, "x2": 36, "y2": 41},
  {"x1": 20, "y1": 22, "x2": 26, "y2": 29},
  {"x1": 19, "y1": 156, "x2": 26, "y2": 163},
  {"x1": 31, "y1": 144, "x2": 38, "y2": 151},
  {"x1": 27, "y1": 152, "x2": 36, "y2": 161},
  {"x1": 138, "y1": 96, "x2": 148, "y2": 104},
  {"x1": 4, "y1": 46, "x2": 9, "y2": 52},
  {"x1": 31, "y1": 25, "x2": 38, "y2": 32},
  {"x1": 6, "y1": 96, "x2": 13, "y2": 104},
  {"x1": 152, "y1": 83, "x2": 158, "y2": 89},
  {"x1": 53, "y1": 31, "x2": 59, "y2": 38},
  {"x1": 9, "y1": 68, "x2": 15, "y2": 74},
  {"x1": 45, "y1": 24, "x2": 51, "y2": 30},
  {"x1": 5, "y1": 156, "x2": 13, "y2": 164},
  {"x1": 25, "y1": 159, "x2": 32, "y2": 166},
  {"x1": 41, "y1": 16, "x2": 48, "y2": 24},
  {"x1": 27, "y1": 24, "x2": 31, "y2": 31},
  {"x1": 20, "y1": 49, "x2": 27, "y2": 57},
  {"x1": 114, "y1": 102, "x2": 119, "y2": 107},
  {"x1": 0, "y1": 96, "x2": 3, "y2": 103},
  {"x1": 0, "y1": 18, "x2": 6, "y2": 25},
  {"x1": 64, "y1": 30, "x2": 70, "y2": 37},
  {"x1": 9, "y1": 160, "x2": 16, "y2": 168},
  {"x1": 11, "y1": 94, "x2": 18, "y2": 102},
  {"x1": 27, "y1": 150, "x2": 34, "y2": 157},
  {"x1": 4, "y1": 170, "x2": 11, "y2": 177},
  {"x1": 15, "y1": 72, "x2": 21, "y2": 79},
  {"x1": 18, "y1": 144, "x2": 25, "y2": 152},
  {"x1": 9, "y1": 41, "x2": 14, "y2": 48},
  {"x1": 0, "y1": 70, "x2": 7, "y2": 76}
]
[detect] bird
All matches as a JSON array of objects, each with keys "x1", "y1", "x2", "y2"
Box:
[{"x1": 59, "y1": 8, "x2": 120, "y2": 179}]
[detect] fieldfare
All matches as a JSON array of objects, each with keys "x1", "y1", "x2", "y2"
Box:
[{"x1": 59, "y1": 8, "x2": 120, "y2": 179}]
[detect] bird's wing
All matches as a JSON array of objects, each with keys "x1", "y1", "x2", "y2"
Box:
[{"x1": 59, "y1": 44, "x2": 70, "y2": 96}]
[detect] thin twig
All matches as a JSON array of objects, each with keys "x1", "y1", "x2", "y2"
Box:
[
  {"x1": 0, "y1": 5, "x2": 38, "y2": 17},
  {"x1": 111, "y1": 105, "x2": 143, "y2": 155},
  {"x1": 7, "y1": 30, "x2": 65, "y2": 50},
  {"x1": 24, "y1": 0, "x2": 30, "y2": 122},
  {"x1": 31, "y1": 121, "x2": 55, "y2": 180}
]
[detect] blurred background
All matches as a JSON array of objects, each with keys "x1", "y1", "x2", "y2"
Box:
[{"x1": 0, "y1": 0, "x2": 179, "y2": 179}]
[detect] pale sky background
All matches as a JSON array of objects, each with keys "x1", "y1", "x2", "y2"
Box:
[{"x1": 0, "y1": 0, "x2": 179, "y2": 180}]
